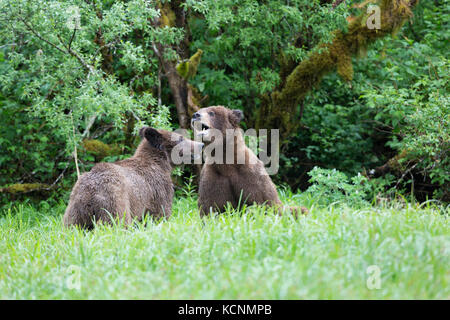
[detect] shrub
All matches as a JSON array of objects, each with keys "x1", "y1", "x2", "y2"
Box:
[{"x1": 306, "y1": 167, "x2": 372, "y2": 207}]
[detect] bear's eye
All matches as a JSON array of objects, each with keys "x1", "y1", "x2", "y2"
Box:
[
  {"x1": 208, "y1": 111, "x2": 215, "y2": 117},
  {"x1": 178, "y1": 136, "x2": 184, "y2": 143}
]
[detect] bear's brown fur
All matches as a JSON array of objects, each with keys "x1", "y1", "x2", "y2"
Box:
[
  {"x1": 192, "y1": 106, "x2": 308, "y2": 217},
  {"x1": 63, "y1": 127, "x2": 203, "y2": 229}
]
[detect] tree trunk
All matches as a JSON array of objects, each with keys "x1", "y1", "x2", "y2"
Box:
[
  {"x1": 161, "y1": 56, "x2": 190, "y2": 128},
  {"x1": 153, "y1": 0, "x2": 192, "y2": 128}
]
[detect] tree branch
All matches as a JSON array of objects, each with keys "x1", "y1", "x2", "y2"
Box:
[
  {"x1": 56, "y1": 33, "x2": 95, "y2": 74},
  {"x1": 68, "y1": 28, "x2": 77, "y2": 51},
  {"x1": 19, "y1": 17, "x2": 66, "y2": 54},
  {"x1": 256, "y1": 0, "x2": 419, "y2": 138},
  {"x1": 19, "y1": 16, "x2": 95, "y2": 74}
]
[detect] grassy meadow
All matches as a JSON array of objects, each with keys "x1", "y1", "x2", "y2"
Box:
[{"x1": 0, "y1": 190, "x2": 448, "y2": 300}]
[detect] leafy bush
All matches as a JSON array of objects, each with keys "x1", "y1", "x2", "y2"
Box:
[
  {"x1": 363, "y1": 57, "x2": 449, "y2": 200},
  {"x1": 305, "y1": 167, "x2": 372, "y2": 207},
  {"x1": 0, "y1": 0, "x2": 448, "y2": 204},
  {"x1": 0, "y1": 0, "x2": 174, "y2": 201},
  {"x1": 277, "y1": 2, "x2": 449, "y2": 201}
]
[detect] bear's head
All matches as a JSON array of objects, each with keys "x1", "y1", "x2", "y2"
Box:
[
  {"x1": 191, "y1": 106, "x2": 244, "y2": 144},
  {"x1": 139, "y1": 127, "x2": 204, "y2": 165}
]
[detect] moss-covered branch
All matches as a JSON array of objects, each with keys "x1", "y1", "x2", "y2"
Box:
[
  {"x1": 0, "y1": 183, "x2": 51, "y2": 194},
  {"x1": 256, "y1": 0, "x2": 419, "y2": 139},
  {"x1": 176, "y1": 49, "x2": 203, "y2": 81},
  {"x1": 176, "y1": 49, "x2": 204, "y2": 115},
  {"x1": 82, "y1": 139, "x2": 121, "y2": 161}
]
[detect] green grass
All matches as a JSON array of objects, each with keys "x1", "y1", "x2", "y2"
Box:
[{"x1": 0, "y1": 192, "x2": 448, "y2": 299}]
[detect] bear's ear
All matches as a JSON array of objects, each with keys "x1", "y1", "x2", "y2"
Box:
[
  {"x1": 140, "y1": 127, "x2": 163, "y2": 150},
  {"x1": 230, "y1": 109, "x2": 244, "y2": 127},
  {"x1": 139, "y1": 126, "x2": 148, "y2": 139}
]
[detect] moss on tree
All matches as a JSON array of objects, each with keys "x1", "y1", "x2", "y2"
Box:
[
  {"x1": 158, "y1": 2, "x2": 176, "y2": 27},
  {"x1": 82, "y1": 139, "x2": 121, "y2": 161},
  {"x1": 256, "y1": 0, "x2": 418, "y2": 139},
  {"x1": 176, "y1": 49, "x2": 203, "y2": 80},
  {"x1": 0, "y1": 183, "x2": 50, "y2": 194}
]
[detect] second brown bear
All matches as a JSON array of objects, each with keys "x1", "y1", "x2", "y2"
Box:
[
  {"x1": 192, "y1": 106, "x2": 308, "y2": 217},
  {"x1": 64, "y1": 127, "x2": 203, "y2": 229}
]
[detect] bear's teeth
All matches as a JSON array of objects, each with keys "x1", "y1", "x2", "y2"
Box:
[{"x1": 197, "y1": 128, "x2": 209, "y2": 136}]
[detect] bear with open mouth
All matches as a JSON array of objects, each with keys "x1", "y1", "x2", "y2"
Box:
[{"x1": 191, "y1": 105, "x2": 308, "y2": 217}]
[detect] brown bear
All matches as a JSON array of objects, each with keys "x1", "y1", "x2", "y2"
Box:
[
  {"x1": 63, "y1": 127, "x2": 203, "y2": 229},
  {"x1": 191, "y1": 106, "x2": 308, "y2": 217}
]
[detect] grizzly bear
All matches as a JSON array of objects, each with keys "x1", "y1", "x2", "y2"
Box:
[
  {"x1": 63, "y1": 127, "x2": 204, "y2": 229},
  {"x1": 191, "y1": 106, "x2": 308, "y2": 216}
]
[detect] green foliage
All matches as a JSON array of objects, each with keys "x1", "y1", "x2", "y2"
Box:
[
  {"x1": 363, "y1": 59, "x2": 449, "y2": 196},
  {"x1": 277, "y1": 1, "x2": 449, "y2": 200},
  {"x1": 188, "y1": 0, "x2": 349, "y2": 109},
  {"x1": 306, "y1": 167, "x2": 372, "y2": 207},
  {"x1": 302, "y1": 101, "x2": 377, "y2": 172},
  {"x1": 0, "y1": 95, "x2": 62, "y2": 187},
  {"x1": 0, "y1": 0, "x2": 448, "y2": 203},
  {"x1": 0, "y1": 0, "x2": 176, "y2": 196}
]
